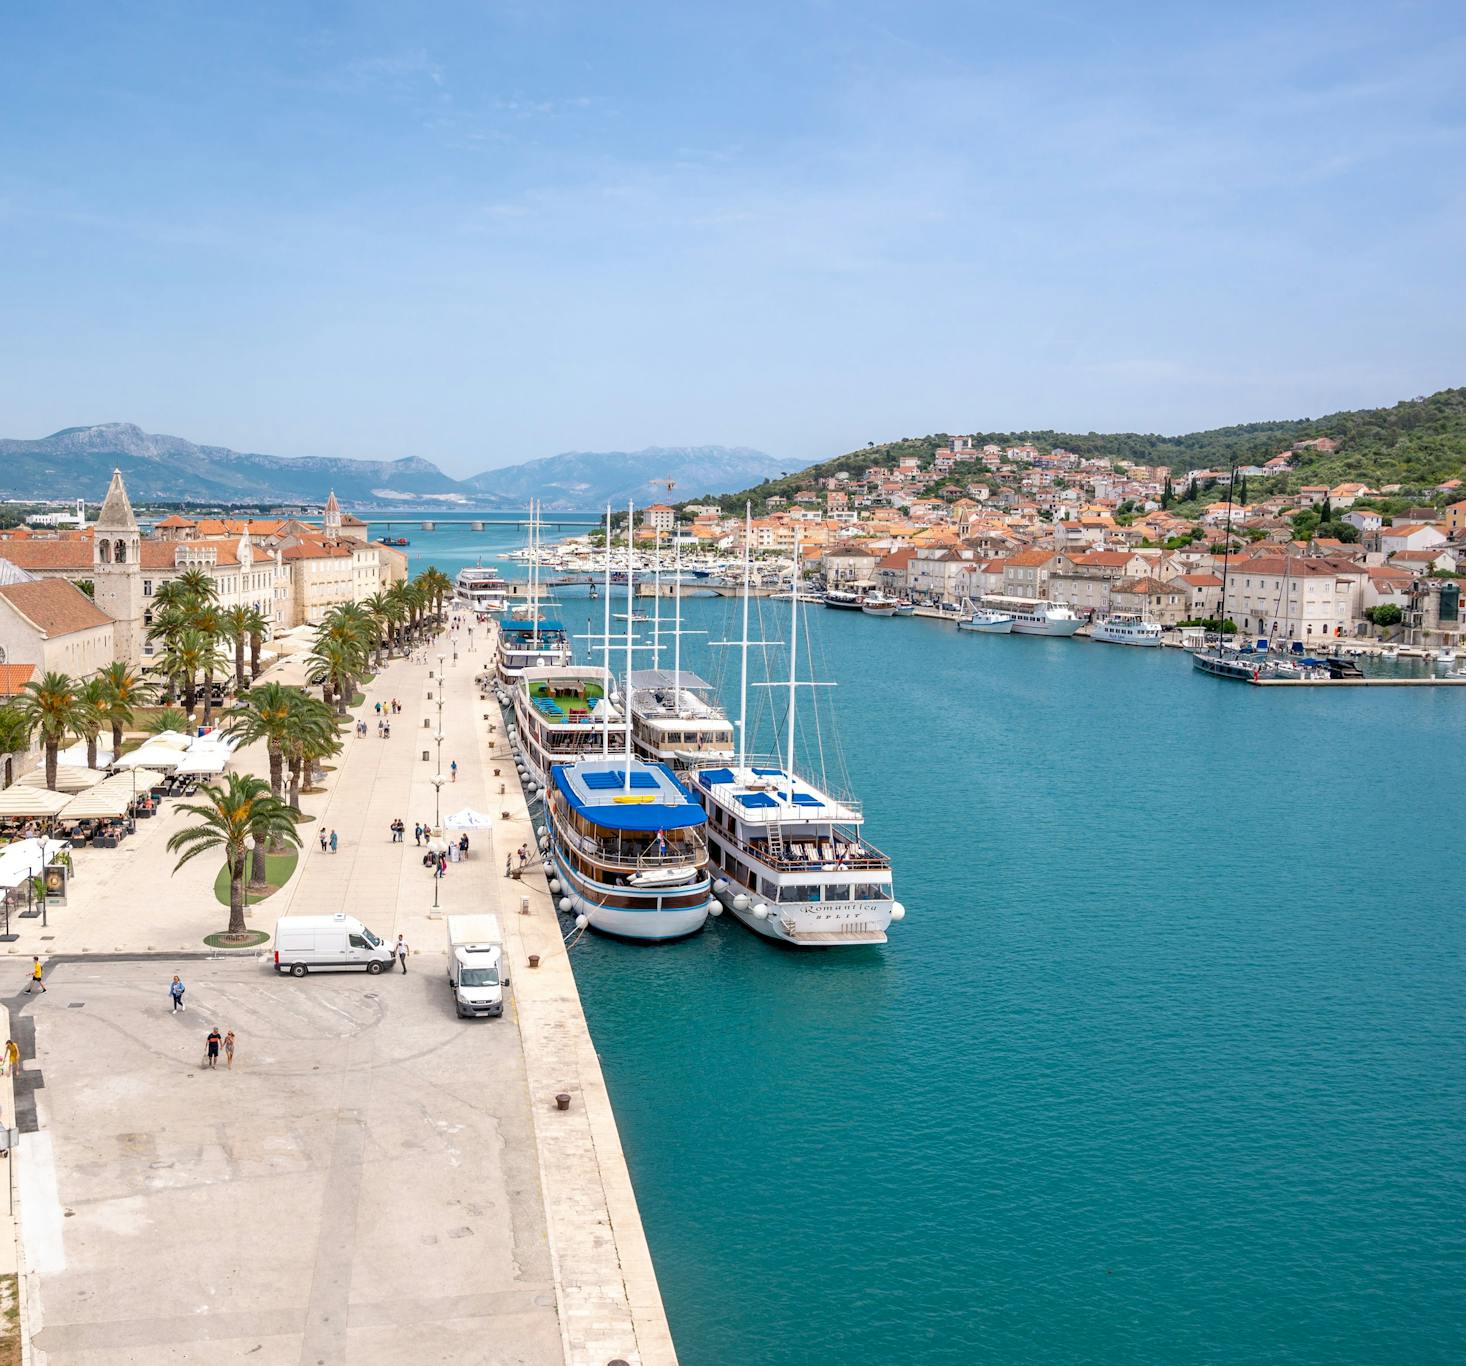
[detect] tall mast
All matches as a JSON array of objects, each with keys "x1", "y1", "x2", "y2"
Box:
[
  {"x1": 603, "y1": 503, "x2": 612, "y2": 758},
  {"x1": 652, "y1": 525, "x2": 662, "y2": 668},
  {"x1": 672, "y1": 529, "x2": 682, "y2": 703},
  {"x1": 738, "y1": 503, "x2": 751, "y2": 771},
  {"x1": 530, "y1": 498, "x2": 540, "y2": 650},
  {"x1": 1218, "y1": 455, "x2": 1239, "y2": 657},
  {"x1": 785, "y1": 529, "x2": 800, "y2": 801},
  {"x1": 624, "y1": 500, "x2": 635, "y2": 789}
]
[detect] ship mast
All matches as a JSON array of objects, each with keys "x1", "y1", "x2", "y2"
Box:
[
  {"x1": 738, "y1": 504, "x2": 751, "y2": 770},
  {"x1": 785, "y1": 529, "x2": 800, "y2": 802},
  {"x1": 603, "y1": 503, "x2": 612, "y2": 758},
  {"x1": 624, "y1": 499, "x2": 635, "y2": 790}
]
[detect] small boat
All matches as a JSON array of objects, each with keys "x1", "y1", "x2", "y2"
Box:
[
  {"x1": 822, "y1": 589, "x2": 864, "y2": 610},
  {"x1": 377, "y1": 535, "x2": 410, "y2": 547},
  {"x1": 860, "y1": 593, "x2": 899, "y2": 617},
  {"x1": 957, "y1": 610, "x2": 1014, "y2": 634},
  {"x1": 1434, "y1": 648, "x2": 1457, "y2": 665},
  {"x1": 893, "y1": 601, "x2": 916, "y2": 616}
]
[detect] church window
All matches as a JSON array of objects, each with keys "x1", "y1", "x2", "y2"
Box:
[{"x1": 114, "y1": 539, "x2": 127, "y2": 564}]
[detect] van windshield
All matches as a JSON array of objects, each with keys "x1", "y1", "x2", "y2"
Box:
[
  {"x1": 360, "y1": 928, "x2": 382, "y2": 948},
  {"x1": 460, "y1": 967, "x2": 499, "y2": 987}
]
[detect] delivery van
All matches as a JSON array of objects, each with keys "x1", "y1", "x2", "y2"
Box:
[
  {"x1": 273, "y1": 913, "x2": 394, "y2": 976},
  {"x1": 445, "y1": 914, "x2": 507, "y2": 1018}
]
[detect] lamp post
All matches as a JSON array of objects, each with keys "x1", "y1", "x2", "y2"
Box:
[{"x1": 430, "y1": 775, "x2": 446, "y2": 915}]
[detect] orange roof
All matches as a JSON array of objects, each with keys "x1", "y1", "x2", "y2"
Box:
[
  {"x1": 1005, "y1": 549, "x2": 1056, "y2": 568},
  {"x1": 154, "y1": 515, "x2": 197, "y2": 528},
  {"x1": 0, "y1": 664, "x2": 36, "y2": 695},
  {"x1": 0, "y1": 580, "x2": 112, "y2": 636}
]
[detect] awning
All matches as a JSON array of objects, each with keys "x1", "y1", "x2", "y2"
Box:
[
  {"x1": 18, "y1": 766, "x2": 107, "y2": 793},
  {"x1": 57, "y1": 742, "x2": 114, "y2": 768},
  {"x1": 0, "y1": 787, "x2": 73, "y2": 817},
  {"x1": 56, "y1": 788, "x2": 133, "y2": 821},
  {"x1": 144, "y1": 731, "x2": 194, "y2": 750},
  {"x1": 0, "y1": 837, "x2": 68, "y2": 890}
]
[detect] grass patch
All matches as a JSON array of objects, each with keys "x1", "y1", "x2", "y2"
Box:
[
  {"x1": 0, "y1": 1272, "x2": 18, "y2": 1366},
  {"x1": 203, "y1": 930, "x2": 269, "y2": 949},
  {"x1": 212, "y1": 848, "x2": 299, "y2": 908},
  {"x1": 350, "y1": 692, "x2": 365, "y2": 707}
]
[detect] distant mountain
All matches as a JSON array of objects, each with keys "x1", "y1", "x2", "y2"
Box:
[
  {"x1": 463, "y1": 445, "x2": 795, "y2": 510},
  {"x1": 0, "y1": 423, "x2": 468, "y2": 505}
]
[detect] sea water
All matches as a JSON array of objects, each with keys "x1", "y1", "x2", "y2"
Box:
[{"x1": 399, "y1": 520, "x2": 1466, "y2": 1364}]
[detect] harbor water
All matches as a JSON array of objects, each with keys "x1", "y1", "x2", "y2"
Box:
[{"x1": 397, "y1": 518, "x2": 1466, "y2": 1364}]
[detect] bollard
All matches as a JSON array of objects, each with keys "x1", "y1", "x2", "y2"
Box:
[
  {"x1": 520, "y1": 896, "x2": 530, "y2": 915},
  {"x1": 528, "y1": 954, "x2": 540, "y2": 968},
  {"x1": 493, "y1": 768, "x2": 501, "y2": 776},
  {"x1": 499, "y1": 783, "x2": 505, "y2": 795},
  {"x1": 555, "y1": 1093, "x2": 570, "y2": 1111},
  {"x1": 422, "y1": 749, "x2": 430, "y2": 762}
]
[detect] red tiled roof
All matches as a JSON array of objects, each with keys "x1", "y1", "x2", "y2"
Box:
[
  {"x1": 0, "y1": 664, "x2": 37, "y2": 695},
  {"x1": 0, "y1": 580, "x2": 112, "y2": 635}
]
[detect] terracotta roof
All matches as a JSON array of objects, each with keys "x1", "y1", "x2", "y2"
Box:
[
  {"x1": 1178, "y1": 573, "x2": 1223, "y2": 586},
  {"x1": 153, "y1": 515, "x2": 197, "y2": 528},
  {"x1": 0, "y1": 580, "x2": 112, "y2": 636},
  {"x1": 0, "y1": 664, "x2": 36, "y2": 695},
  {"x1": 1005, "y1": 549, "x2": 1056, "y2": 568},
  {"x1": 0, "y1": 542, "x2": 92, "y2": 570},
  {"x1": 1072, "y1": 551, "x2": 1135, "y2": 568}
]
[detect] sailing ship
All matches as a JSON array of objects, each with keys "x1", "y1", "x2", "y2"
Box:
[{"x1": 512, "y1": 665, "x2": 625, "y2": 788}]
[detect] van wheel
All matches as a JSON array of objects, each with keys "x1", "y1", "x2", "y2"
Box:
[
  {"x1": 290, "y1": 963, "x2": 307, "y2": 978},
  {"x1": 367, "y1": 961, "x2": 383, "y2": 975}
]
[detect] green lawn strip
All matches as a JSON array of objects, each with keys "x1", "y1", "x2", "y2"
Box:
[{"x1": 212, "y1": 848, "x2": 300, "y2": 907}]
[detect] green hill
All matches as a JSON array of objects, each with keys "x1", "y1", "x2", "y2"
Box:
[{"x1": 706, "y1": 387, "x2": 1466, "y2": 513}]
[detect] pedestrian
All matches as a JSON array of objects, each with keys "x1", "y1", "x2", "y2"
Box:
[
  {"x1": 517, "y1": 844, "x2": 528, "y2": 868},
  {"x1": 24, "y1": 957, "x2": 45, "y2": 994},
  {"x1": 329, "y1": 830, "x2": 339, "y2": 854},
  {"x1": 224, "y1": 1030, "x2": 236, "y2": 1070},
  {"x1": 2, "y1": 1039, "x2": 18, "y2": 1075},
  {"x1": 394, "y1": 934, "x2": 409, "y2": 973},
  {"x1": 437, "y1": 853, "x2": 447, "y2": 878},
  {"x1": 205, "y1": 1027, "x2": 221, "y2": 1069},
  {"x1": 375, "y1": 701, "x2": 381, "y2": 715},
  {"x1": 414, "y1": 822, "x2": 422, "y2": 846},
  {"x1": 450, "y1": 760, "x2": 458, "y2": 783},
  {"x1": 383, "y1": 722, "x2": 390, "y2": 738},
  {"x1": 169, "y1": 974, "x2": 185, "y2": 1013},
  {"x1": 459, "y1": 833, "x2": 469, "y2": 860},
  {"x1": 319, "y1": 827, "x2": 328, "y2": 853}
]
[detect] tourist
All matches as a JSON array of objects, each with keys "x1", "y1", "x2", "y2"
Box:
[
  {"x1": 414, "y1": 822, "x2": 422, "y2": 846},
  {"x1": 205, "y1": 1027, "x2": 221, "y2": 1069},
  {"x1": 394, "y1": 934, "x2": 409, "y2": 973},
  {"x1": 437, "y1": 852, "x2": 447, "y2": 878},
  {"x1": 329, "y1": 830, "x2": 339, "y2": 854},
  {"x1": 319, "y1": 827, "x2": 328, "y2": 853},
  {"x1": 223, "y1": 1030, "x2": 235, "y2": 1070},
  {"x1": 375, "y1": 701, "x2": 381, "y2": 715},
  {"x1": 169, "y1": 974, "x2": 185, "y2": 1013},
  {"x1": 450, "y1": 759, "x2": 458, "y2": 782},
  {"x1": 24, "y1": 957, "x2": 45, "y2": 995},
  {"x1": 2, "y1": 1039, "x2": 18, "y2": 1075},
  {"x1": 459, "y1": 833, "x2": 469, "y2": 860},
  {"x1": 383, "y1": 721, "x2": 390, "y2": 738},
  {"x1": 517, "y1": 844, "x2": 528, "y2": 868}
]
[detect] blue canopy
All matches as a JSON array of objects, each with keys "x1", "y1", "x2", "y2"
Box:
[
  {"x1": 791, "y1": 793, "x2": 824, "y2": 807},
  {"x1": 552, "y1": 764, "x2": 705, "y2": 832},
  {"x1": 736, "y1": 792, "x2": 778, "y2": 809},
  {"x1": 582, "y1": 770, "x2": 657, "y2": 791},
  {"x1": 698, "y1": 768, "x2": 736, "y2": 788},
  {"x1": 500, "y1": 618, "x2": 566, "y2": 636}
]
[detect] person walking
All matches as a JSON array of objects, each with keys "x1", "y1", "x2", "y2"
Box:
[
  {"x1": 414, "y1": 822, "x2": 423, "y2": 846},
  {"x1": 394, "y1": 934, "x2": 409, "y2": 973},
  {"x1": 3, "y1": 1039, "x2": 19, "y2": 1075},
  {"x1": 450, "y1": 760, "x2": 458, "y2": 783},
  {"x1": 169, "y1": 974, "x2": 185, "y2": 1013},
  {"x1": 223, "y1": 1030, "x2": 236, "y2": 1070},
  {"x1": 24, "y1": 957, "x2": 45, "y2": 994},
  {"x1": 329, "y1": 830, "x2": 339, "y2": 855},
  {"x1": 458, "y1": 833, "x2": 469, "y2": 860},
  {"x1": 319, "y1": 827, "x2": 328, "y2": 853},
  {"x1": 205, "y1": 1027, "x2": 221, "y2": 1069}
]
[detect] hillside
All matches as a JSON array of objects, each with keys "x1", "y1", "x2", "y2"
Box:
[
  {"x1": 707, "y1": 388, "x2": 1466, "y2": 511},
  {"x1": 464, "y1": 445, "x2": 795, "y2": 511}
]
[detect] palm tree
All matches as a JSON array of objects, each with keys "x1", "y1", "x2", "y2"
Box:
[
  {"x1": 174, "y1": 568, "x2": 218, "y2": 605},
  {"x1": 97, "y1": 661, "x2": 154, "y2": 760},
  {"x1": 362, "y1": 592, "x2": 399, "y2": 666},
  {"x1": 244, "y1": 606, "x2": 269, "y2": 680},
  {"x1": 385, "y1": 581, "x2": 415, "y2": 649},
  {"x1": 225, "y1": 681, "x2": 295, "y2": 801},
  {"x1": 418, "y1": 568, "x2": 452, "y2": 623},
  {"x1": 191, "y1": 602, "x2": 227, "y2": 725},
  {"x1": 77, "y1": 678, "x2": 109, "y2": 769},
  {"x1": 158, "y1": 628, "x2": 211, "y2": 717},
  {"x1": 307, "y1": 634, "x2": 354, "y2": 713},
  {"x1": 284, "y1": 690, "x2": 339, "y2": 810},
  {"x1": 219, "y1": 605, "x2": 253, "y2": 693},
  {"x1": 145, "y1": 707, "x2": 190, "y2": 735},
  {"x1": 168, "y1": 774, "x2": 300, "y2": 938},
  {"x1": 12, "y1": 672, "x2": 92, "y2": 790}
]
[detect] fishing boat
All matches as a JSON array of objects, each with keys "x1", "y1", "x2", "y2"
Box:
[
  {"x1": 860, "y1": 593, "x2": 900, "y2": 617},
  {"x1": 981, "y1": 596, "x2": 1084, "y2": 637},
  {"x1": 822, "y1": 588, "x2": 864, "y2": 610},
  {"x1": 511, "y1": 665, "x2": 625, "y2": 788},
  {"x1": 694, "y1": 514, "x2": 904, "y2": 947},
  {"x1": 1091, "y1": 613, "x2": 1163, "y2": 647},
  {"x1": 546, "y1": 757, "x2": 712, "y2": 941},
  {"x1": 957, "y1": 608, "x2": 1014, "y2": 634}
]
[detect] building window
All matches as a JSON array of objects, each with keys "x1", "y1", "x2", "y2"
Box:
[{"x1": 143, "y1": 580, "x2": 153, "y2": 597}]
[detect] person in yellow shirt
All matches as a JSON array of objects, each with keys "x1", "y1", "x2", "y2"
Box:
[
  {"x1": 2, "y1": 1040, "x2": 18, "y2": 1075},
  {"x1": 23, "y1": 957, "x2": 44, "y2": 994}
]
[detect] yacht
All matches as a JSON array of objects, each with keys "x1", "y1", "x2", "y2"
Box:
[
  {"x1": 893, "y1": 601, "x2": 916, "y2": 617},
  {"x1": 546, "y1": 756, "x2": 712, "y2": 941},
  {"x1": 494, "y1": 616, "x2": 572, "y2": 687},
  {"x1": 981, "y1": 596, "x2": 1084, "y2": 637},
  {"x1": 628, "y1": 669, "x2": 736, "y2": 772},
  {"x1": 510, "y1": 665, "x2": 625, "y2": 788},
  {"x1": 957, "y1": 608, "x2": 1014, "y2": 634},
  {"x1": 455, "y1": 565, "x2": 510, "y2": 613},
  {"x1": 822, "y1": 588, "x2": 864, "y2": 610},
  {"x1": 860, "y1": 593, "x2": 900, "y2": 617},
  {"x1": 1091, "y1": 614, "x2": 1163, "y2": 647}
]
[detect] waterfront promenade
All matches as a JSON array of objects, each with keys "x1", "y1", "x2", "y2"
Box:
[{"x1": 0, "y1": 630, "x2": 675, "y2": 1365}]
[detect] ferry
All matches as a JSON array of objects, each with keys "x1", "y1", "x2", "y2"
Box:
[
  {"x1": 456, "y1": 565, "x2": 510, "y2": 612},
  {"x1": 860, "y1": 593, "x2": 900, "y2": 617},
  {"x1": 546, "y1": 757, "x2": 713, "y2": 941},
  {"x1": 494, "y1": 616, "x2": 572, "y2": 687},
  {"x1": 1091, "y1": 613, "x2": 1163, "y2": 647},
  {"x1": 957, "y1": 608, "x2": 1014, "y2": 634},
  {"x1": 822, "y1": 589, "x2": 864, "y2": 611},
  {"x1": 511, "y1": 665, "x2": 625, "y2": 787},
  {"x1": 981, "y1": 596, "x2": 1084, "y2": 637},
  {"x1": 628, "y1": 669, "x2": 736, "y2": 772},
  {"x1": 376, "y1": 535, "x2": 410, "y2": 547},
  {"x1": 695, "y1": 764, "x2": 902, "y2": 946}
]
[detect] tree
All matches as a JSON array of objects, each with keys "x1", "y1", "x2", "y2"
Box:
[
  {"x1": 0, "y1": 703, "x2": 32, "y2": 782},
  {"x1": 191, "y1": 601, "x2": 227, "y2": 726},
  {"x1": 157, "y1": 628, "x2": 208, "y2": 717},
  {"x1": 1161, "y1": 475, "x2": 1174, "y2": 509},
  {"x1": 227, "y1": 682, "x2": 301, "y2": 803},
  {"x1": 145, "y1": 707, "x2": 190, "y2": 735},
  {"x1": 284, "y1": 690, "x2": 340, "y2": 810},
  {"x1": 168, "y1": 774, "x2": 300, "y2": 938},
  {"x1": 12, "y1": 672, "x2": 93, "y2": 790},
  {"x1": 219, "y1": 605, "x2": 254, "y2": 693},
  {"x1": 97, "y1": 661, "x2": 154, "y2": 760},
  {"x1": 1318, "y1": 495, "x2": 1333, "y2": 523},
  {"x1": 77, "y1": 678, "x2": 109, "y2": 769},
  {"x1": 1315, "y1": 519, "x2": 1360, "y2": 543},
  {"x1": 1364, "y1": 603, "x2": 1403, "y2": 627}
]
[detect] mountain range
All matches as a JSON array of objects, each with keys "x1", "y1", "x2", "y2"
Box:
[{"x1": 0, "y1": 424, "x2": 793, "y2": 510}]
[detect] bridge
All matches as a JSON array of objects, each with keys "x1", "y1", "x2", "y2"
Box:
[{"x1": 364, "y1": 518, "x2": 598, "y2": 531}]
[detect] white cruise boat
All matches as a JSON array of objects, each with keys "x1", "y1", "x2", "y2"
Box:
[
  {"x1": 494, "y1": 616, "x2": 572, "y2": 687},
  {"x1": 957, "y1": 609, "x2": 1014, "y2": 634},
  {"x1": 628, "y1": 669, "x2": 735, "y2": 771},
  {"x1": 455, "y1": 565, "x2": 509, "y2": 613},
  {"x1": 511, "y1": 665, "x2": 625, "y2": 787},
  {"x1": 860, "y1": 593, "x2": 899, "y2": 617},
  {"x1": 546, "y1": 757, "x2": 712, "y2": 941},
  {"x1": 822, "y1": 588, "x2": 863, "y2": 610},
  {"x1": 981, "y1": 596, "x2": 1084, "y2": 637},
  {"x1": 1091, "y1": 613, "x2": 1163, "y2": 647}
]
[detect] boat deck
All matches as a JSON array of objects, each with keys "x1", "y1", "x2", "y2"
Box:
[{"x1": 528, "y1": 679, "x2": 606, "y2": 720}]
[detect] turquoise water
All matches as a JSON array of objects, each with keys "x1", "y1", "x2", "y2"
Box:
[{"x1": 400, "y1": 522, "x2": 1466, "y2": 1365}]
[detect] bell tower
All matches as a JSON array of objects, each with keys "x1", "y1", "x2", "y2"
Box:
[
  {"x1": 92, "y1": 467, "x2": 144, "y2": 664},
  {"x1": 324, "y1": 490, "x2": 342, "y2": 539}
]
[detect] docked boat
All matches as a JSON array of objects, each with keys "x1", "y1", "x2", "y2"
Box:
[
  {"x1": 1091, "y1": 613, "x2": 1163, "y2": 647},
  {"x1": 494, "y1": 616, "x2": 572, "y2": 686},
  {"x1": 546, "y1": 756, "x2": 713, "y2": 941},
  {"x1": 1192, "y1": 650, "x2": 1269, "y2": 681},
  {"x1": 511, "y1": 665, "x2": 625, "y2": 788},
  {"x1": 456, "y1": 565, "x2": 510, "y2": 613},
  {"x1": 822, "y1": 589, "x2": 864, "y2": 610},
  {"x1": 893, "y1": 601, "x2": 916, "y2": 616},
  {"x1": 1435, "y1": 648, "x2": 1457, "y2": 665},
  {"x1": 957, "y1": 609, "x2": 1014, "y2": 634},
  {"x1": 377, "y1": 535, "x2": 410, "y2": 547},
  {"x1": 981, "y1": 596, "x2": 1084, "y2": 637},
  {"x1": 628, "y1": 669, "x2": 736, "y2": 771},
  {"x1": 860, "y1": 593, "x2": 900, "y2": 617}
]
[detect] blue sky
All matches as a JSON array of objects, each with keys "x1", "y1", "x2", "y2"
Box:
[{"x1": 2, "y1": 1, "x2": 1463, "y2": 475}]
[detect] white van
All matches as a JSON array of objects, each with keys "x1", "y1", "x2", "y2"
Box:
[{"x1": 273, "y1": 913, "x2": 395, "y2": 976}]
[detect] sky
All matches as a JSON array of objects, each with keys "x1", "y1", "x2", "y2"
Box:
[{"x1": 2, "y1": 1, "x2": 1464, "y2": 476}]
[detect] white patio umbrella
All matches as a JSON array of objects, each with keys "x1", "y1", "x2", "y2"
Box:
[
  {"x1": 102, "y1": 767, "x2": 167, "y2": 792},
  {"x1": 0, "y1": 787, "x2": 72, "y2": 818},
  {"x1": 113, "y1": 746, "x2": 182, "y2": 770},
  {"x1": 56, "y1": 787, "x2": 132, "y2": 821},
  {"x1": 174, "y1": 749, "x2": 228, "y2": 775},
  {"x1": 444, "y1": 808, "x2": 495, "y2": 829},
  {"x1": 144, "y1": 730, "x2": 194, "y2": 750},
  {"x1": 57, "y1": 741, "x2": 114, "y2": 768},
  {"x1": 18, "y1": 766, "x2": 107, "y2": 793}
]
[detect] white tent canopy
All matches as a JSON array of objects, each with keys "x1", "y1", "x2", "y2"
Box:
[
  {"x1": 444, "y1": 809, "x2": 495, "y2": 829},
  {"x1": 113, "y1": 746, "x2": 182, "y2": 770},
  {"x1": 56, "y1": 787, "x2": 132, "y2": 821},
  {"x1": 0, "y1": 787, "x2": 72, "y2": 817},
  {"x1": 58, "y1": 741, "x2": 114, "y2": 768},
  {"x1": 144, "y1": 731, "x2": 194, "y2": 750},
  {"x1": 18, "y1": 766, "x2": 107, "y2": 793},
  {"x1": 104, "y1": 767, "x2": 167, "y2": 791},
  {"x1": 174, "y1": 750, "x2": 228, "y2": 775},
  {"x1": 0, "y1": 837, "x2": 68, "y2": 891}
]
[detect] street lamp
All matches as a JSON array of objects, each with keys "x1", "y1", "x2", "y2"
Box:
[{"x1": 430, "y1": 774, "x2": 447, "y2": 915}]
